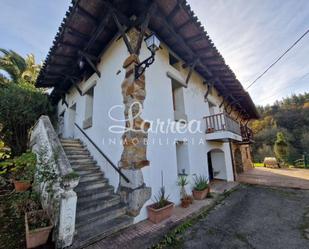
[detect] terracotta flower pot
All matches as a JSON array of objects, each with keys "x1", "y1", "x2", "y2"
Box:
[
  {"x1": 207, "y1": 128, "x2": 215, "y2": 133},
  {"x1": 188, "y1": 195, "x2": 194, "y2": 204},
  {"x1": 25, "y1": 210, "x2": 53, "y2": 248},
  {"x1": 192, "y1": 187, "x2": 210, "y2": 200},
  {"x1": 181, "y1": 198, "x2": 191, "y2": 208},
  {"x1": 14, "y1": 180, "x2": 31, "y2": 192},
  {"x1": 147, "y1": 201, "x2": 174, "y2": 224}
]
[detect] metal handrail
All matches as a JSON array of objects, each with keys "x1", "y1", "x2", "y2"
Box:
[{"x1": 74, "y1": 123, "x2": 130, "y2": 183}]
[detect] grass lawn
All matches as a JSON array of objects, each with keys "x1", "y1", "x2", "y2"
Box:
[{"x1": 254, "y1": 163, "x2": 264, "y2": 167}]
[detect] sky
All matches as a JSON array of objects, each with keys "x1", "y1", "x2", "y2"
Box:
[{"x1": 0, "y1": 0, "x2": 308, "y2": 106}]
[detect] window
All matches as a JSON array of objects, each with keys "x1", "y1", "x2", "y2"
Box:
[
  {"x1": 172, "y1": 79, "x2": 187, "y2": 122},
  {"x1": 169, "y1": 53, "x2": 181, "y2": 71},
  {"x1": 83, "y1": 87, "x2": 94, "y2": 129},
  {"x1": 176, "y1": 141, "x2": 190, "y2": 174},
  {"x1": 208, "y1": 101, "x2": 216, "y2": 115}
]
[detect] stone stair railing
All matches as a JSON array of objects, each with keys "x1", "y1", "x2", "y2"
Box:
[{"x1": 30, "y1": 115, "x2": 79, "y2": 248}]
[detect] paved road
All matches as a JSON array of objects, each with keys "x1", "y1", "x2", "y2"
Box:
[
  {"x1": 180, "y1": 185, "x2": 309, "y2": 249},
  {"x1": 237, "y1": 167, "x2": 309, "y2": 189}
]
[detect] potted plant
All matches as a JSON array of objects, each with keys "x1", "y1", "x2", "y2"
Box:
[
  {"x1": 177, "y1": 175, "x2": 192, "y2": 208},
  {"x1": 25, "y1": 209, "x2": 53, "y2": 248},
  {"x1": 192, "y1": 174, "x2": 209, "y2": 200},
  {"x1": 147, "y1": 171, "x2": 174, "y2": 223},
  {"x1": 147, "y1": 186, "x2": 174, "y2": 223},
  {"x1": 207, "y1": 127, "x2": 215, "y2": 133},
  {"x1": 11, "y1": 152, "x2": 36, "y2": 192}
]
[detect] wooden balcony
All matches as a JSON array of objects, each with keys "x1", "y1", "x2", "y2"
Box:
[
  {"x1": 204, "y1": 113, "x2": 242, "y2": 142},
  {"x1": 240, "y1": 125, "x2": 254, "y2": 143}
]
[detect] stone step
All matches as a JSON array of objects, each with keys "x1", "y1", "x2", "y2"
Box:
[
  {"x1": 77, "y1": 195, "x2": 121, "y2": 217},
  {"x1": 69, "y1": 158, "x2": 97, "y2": 164},
  {"x1": 61, "y1": 138, "x2": 133, "y2": 249},
  {"x1": 72, "y1": 164, "x2": 100, "y2": 172},
  {"x1": 79, "y1": 171, "x2": 104, "y2": 183},
  {"x1": 62, "y1": 143, "x2": 84, "y2": 148},
  {"x1": 76, "y1": 203, "x2": 127, "y2": 228},
  {"x1": 60, "y1": 138, "x2": 80, "y2": 143},
  {"x1": 74, "y1": 167, "x2": 102, "y2": 176},
  {"x1": 65, "y1": 150, "x2": 90, "y2": 156},
  {"x1": 63, "y1": 146, "x2": 87, "y2": 152},
  {"x1": 77, "y1": 185, "x2": 114, "y2": 203},
  {"x1": 72, "y1": 215, "x2": 133, "y2": 249},
  {"x1": 67, "y1": 154, "x2": 93, "y2": 160},
  {"x1": 75, "y1": 178, "x2": 108, "y2": 192}
]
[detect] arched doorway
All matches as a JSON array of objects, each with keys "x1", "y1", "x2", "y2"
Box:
[
  {"x1": 234, "y1": 148, "x2": 243, "y2": 174},
  {"x1": 207, "y1": 149, "x2": 227, "y2": 180}
]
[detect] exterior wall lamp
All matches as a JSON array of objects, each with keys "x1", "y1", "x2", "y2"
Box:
[{"x1": 135, "y1": 33, "x2": 160, "y2": 79}]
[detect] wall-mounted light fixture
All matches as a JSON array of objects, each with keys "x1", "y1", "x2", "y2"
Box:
[
  {"x1": 78, "y1": 58, "x2": 85, "y2": 69},
  {"x1": 135, "y1": 33, "x2": 160, "y2": 79}
]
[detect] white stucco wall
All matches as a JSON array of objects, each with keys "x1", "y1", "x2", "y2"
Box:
[{"x1": 57, "y1": 34, "x2": 236, "y2": 223}]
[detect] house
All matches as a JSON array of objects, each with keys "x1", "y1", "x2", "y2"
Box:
[{"x1": 32, "y1": 0, "x2": 259, "y2": 248}]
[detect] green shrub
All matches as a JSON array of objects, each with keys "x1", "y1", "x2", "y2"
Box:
[
  {"x1": 193, "y1": 174, "x2": 209, "y2": 191},
  {"x1": 177, "y1": 174, "x2": 189, "y2": 198},
  {"x1": 153, "y1": 187, "x2": 170, "y2": 209},
  {"x1": 9, "y1": 191, "x2": 41, "y2": 217},
  {"x1": 0, "y1": 82, "x2": 54, "y2": 156},
  {"x1": 0, "y1": 151, "x2": 36, "y2": 182}
]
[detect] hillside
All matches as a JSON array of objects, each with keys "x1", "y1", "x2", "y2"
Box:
[{"x1": 251, "y1": 92, "x2": 309, "y2": 163}]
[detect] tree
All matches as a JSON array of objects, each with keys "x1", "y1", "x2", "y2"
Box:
[
  {"x1": 0, "y1": 50, "x2": 49, "y2": 156},
  {"x1": 301, "y1": 132, "x2": 309, "y2": 154},
  {"x1": 274, "y1": 132, "x2": 289, "y2": 164},
  {"x1": 0, "y1": 82, "x2": 54, "y2": 156},
  {"x1": 256, "y1": 144, "x2": 274, "y2": 162},
  {"x1": 0, "y1": 49, "x2": 40, "y2": 84}
]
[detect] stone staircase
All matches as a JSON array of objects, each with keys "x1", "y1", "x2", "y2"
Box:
[{"x1": 60, "y1": 138, "x2": 133, "y2": 248}]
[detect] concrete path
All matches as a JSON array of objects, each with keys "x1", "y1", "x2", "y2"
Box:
[
  {"x1": 237, "y1": 167, "x2": 309, "y2": 189},
  {"x1": 84, "y1": 181, "x2": 238, "y2": 249},
  {"x1": 181, "y1": 185, "x2": 309, "y2": 249}
]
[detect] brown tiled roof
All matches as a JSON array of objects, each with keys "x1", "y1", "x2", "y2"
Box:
[{"x1": 36, "y1": 0, "x2": 259, "y2": 119}]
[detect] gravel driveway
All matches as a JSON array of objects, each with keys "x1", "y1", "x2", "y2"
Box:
[{"x1": 180, "y1": 185, "x2": 309, "y2": 249}]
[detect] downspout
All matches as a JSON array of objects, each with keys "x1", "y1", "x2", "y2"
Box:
[{"x1": 228, "y1": 140, "x2": 237, "y2": 181}]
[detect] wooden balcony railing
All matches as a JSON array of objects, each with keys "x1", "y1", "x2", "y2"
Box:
[
  {"x1": 240, "y1": 125, "x2": 254, "y2": 143},
  {"x1": 204, "y1": 113, "x2": 241, "y2": 136}
]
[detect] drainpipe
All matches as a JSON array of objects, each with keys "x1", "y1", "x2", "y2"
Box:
[{"x1": 228, "y1": 140, "x2": 237, "y2": 181}]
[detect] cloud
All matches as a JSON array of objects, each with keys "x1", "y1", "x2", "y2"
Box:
[
  {"x1": 188, "y1": 0, "x2": 309, "y2": 105},
  {"x1": 0, "y1": 0, "x2": 308, "y2": 106}
]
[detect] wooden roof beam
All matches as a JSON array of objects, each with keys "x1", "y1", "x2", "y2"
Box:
[
  {"x1": 52, "y1": 54, "x2": 77, "y2": 59},
  {"x1": 78, "y1": 51, "x2": 98, "y2": 62},
  {"x1": 204, "y1": 81, "x2": 214, "y2": 99},
  {"x1": 185, "y1": 59, "x2": 198, "y2": 85},
  {"x1": 79, "y1": 51, "x2": 101, "y2": 77},
  {"x1": 48, "y1": 63, "x2": 68, "y2": 68},
  {"x1": 67, "y1": 27, "x2": 90, "y2": 40},
  {"x1": 155, "y1": 4, "x2": 213, "y2": 77},
  {"x1": 167, "y1": 0, "x2": 185, "y2": 22},
  {"x1": 84, "y1": 12, "x2": 111, "y2": 51},
  {"x1": 66, "y1": 77, "x2": 82, "y2": 96},
  {"x1": 111, "y1": 11, "x2": 134, "y2": 54},
  {"x1": 193, "y1": 47, "x2": 212, "y2": 54},
  {"x1": 135, "y1": 2, "x2": 157, "y2": 55},
  {"x1": 176, "y1": 19, "x2": 191, "y2": 32},
  {"x1": 185, "y1": 33, "x2": 205, "y2": 43},
  {"x1": 100, "y1": 0, "x2": 131, "y2": 27},
  {"x1": 46, "y1": 72, "x2": 78, "y2": 79},
  {"x1": 58, "y1": 41, "x2": 83, "y2": 50},
  {"x1": 76, "y1": 5, "x2": 98, "y2": 23}
]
